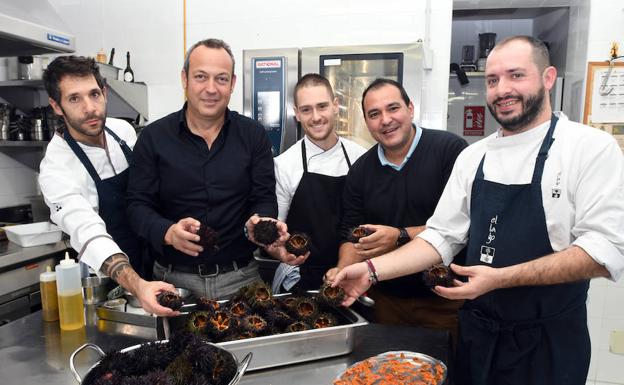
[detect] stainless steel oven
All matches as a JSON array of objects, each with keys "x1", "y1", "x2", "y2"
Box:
[{"x1": 243, "y1": 42, "x2": 424, "y2": 154}]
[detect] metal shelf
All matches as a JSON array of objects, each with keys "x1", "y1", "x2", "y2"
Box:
[
  {"x1": 0, "y1": 140, "x2": 48, "y2": 148},
  {"x1": 0, "y1": 79, "x2": 148, "y2": 120}
]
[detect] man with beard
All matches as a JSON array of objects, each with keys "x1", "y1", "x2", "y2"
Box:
[
  {"x1": 331, "y1": 36, "x2": 624, "y2": 385},
  {"x1": 262, "y1": 74, "x2": 366, "y2": 293},
  {"x1": 39, "y1": 56, "x2": 177, "y2": 316}
]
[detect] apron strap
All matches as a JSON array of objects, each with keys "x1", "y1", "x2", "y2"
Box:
[
  {"x1": 63, "y1": 129, "x2": 102, "y2": 183},
  {"x1": 104, "y1": 126, "x2": 133, "y2": 163},
  {"x1": 474, "y1": 114, "x2": 559, "y2": 182},
  {"x1": 64, "y1": 126, "x2": 133, "y2": 184},
  {"x1": 300, "y1": 137, "x2": 353, "y2": 173},
  {"x1": 531, "y1": 114, "x2": 558, "y2": 184}
]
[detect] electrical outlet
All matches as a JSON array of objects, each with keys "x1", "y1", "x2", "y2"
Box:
[{"x1": 609, "y1": 330, "x2": 624, "y2": 355}]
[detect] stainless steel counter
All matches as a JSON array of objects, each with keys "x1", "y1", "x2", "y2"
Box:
[
  {"x1": 0, "y1": 240, "x2": 67, "y2": 269},
  {"x1": 0, "y1": 306, "x2": 451, "y2": 385}
]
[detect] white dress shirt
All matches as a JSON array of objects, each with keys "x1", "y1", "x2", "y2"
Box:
[
  {"x1": 38, "y1": 118, "x2": 137, "y2": 276},
  {"x1": 274, "y1": 135, "x2": 368, "y2": 221},
  {"x1": 419, "y1": 112, "x2": 624, "y2": 281}
]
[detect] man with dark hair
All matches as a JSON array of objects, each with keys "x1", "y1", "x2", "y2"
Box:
[
  {"x1": 327, "y1": 77, "x2": 468, "y2": 333},
  {"x1": 260, "y1": 73, "x2": 366, "y2": 293},
  {"x1": 333, "y1": 36, "x2": 624, "y2": 385},
  {"x1": 39, "y1": 56, "x2": 176, "y2": 316},
  {"x1": 127, "y1": 38, "x2": 281, "y2": 299}
]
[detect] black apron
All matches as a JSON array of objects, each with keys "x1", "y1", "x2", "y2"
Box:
[
  {"x1": 457, "y1": 115, "x2": 590, "y2": 385},
  {"x1": 64, "y1": 127, "x2": 146, "y2": 277},
  {"x1": 285, "y1": 139, "x2": 351, "y2": 291}
]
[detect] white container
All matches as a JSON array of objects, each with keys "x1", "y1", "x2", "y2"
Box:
[
  {"x1": 3, "y1": 221, "x2": 62, "y2": 247},
  {"x1": 56, "y1": 252, "x2": 85, "y2": 330}
]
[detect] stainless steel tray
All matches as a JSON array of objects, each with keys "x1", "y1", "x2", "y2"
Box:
[{"x1": 162, "y1": 301, "x2": 368, "y2": 371}]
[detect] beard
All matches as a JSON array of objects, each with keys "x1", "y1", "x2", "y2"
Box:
[
  {"x1": 60, "y1": 105, "x2": 106, "y2": 137},
  {"x1": 488, "y1": 86, "x2": 545, "y2": 132}
]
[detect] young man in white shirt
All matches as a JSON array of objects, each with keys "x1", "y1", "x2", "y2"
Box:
[
  {"x1": 39, "y1": 56, "x2": 176, "y2": 316},
  {"x1": 333, "y1": 36, "x2": 624, "y2": 385},
  {"x1": 267, "y1": 73, "x2": 366, "y2": 292}
]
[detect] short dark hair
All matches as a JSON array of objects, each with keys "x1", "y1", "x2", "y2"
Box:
[
  {"x1": 361, "y1": 78, "x2": 411, "y2": 115},
  {"x1": 294, "y1": 73, "x2": 334, "y2": 106},
  {"x1": 183, "y1": 38, "x2": 235, "y2": 76},
  {"x1": 492, "y1": 35, "x2": 551, "y2": 72},
  {"x1": 43, "y1": 56, "x2": 106, "y2": 104}
]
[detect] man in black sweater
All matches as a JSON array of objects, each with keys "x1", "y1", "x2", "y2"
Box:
[{"x1": 327, "y1": 78, "x2": 467, "y2": 335}]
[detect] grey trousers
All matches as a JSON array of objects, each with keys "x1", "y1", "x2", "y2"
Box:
[{"x1": 153, "y1": 260, "x2": 262, "y2": 300}]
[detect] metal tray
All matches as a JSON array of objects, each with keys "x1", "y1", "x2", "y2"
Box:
[{"x1": 161, "y1": 298, "x2": 369, "y2": 372}]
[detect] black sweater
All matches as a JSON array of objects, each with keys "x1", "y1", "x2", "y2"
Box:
[{"x1": 341, "y1": 128, "x2": 467, "y2": 298}]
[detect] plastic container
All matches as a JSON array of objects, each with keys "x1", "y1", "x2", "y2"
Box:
[
  {"x1": 40, "y1": 266, "x2": 59, "y2": 322},
  {"x1": 56, "y1": 253, "x2": 85, "y2": 330},
  {"x1": 3, "y1": 222, "x2": 62, "y2": 247}
]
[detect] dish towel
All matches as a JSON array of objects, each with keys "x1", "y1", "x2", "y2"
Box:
[{"x1": 272, "y1": 263, "x2": 301, "y2": 294}]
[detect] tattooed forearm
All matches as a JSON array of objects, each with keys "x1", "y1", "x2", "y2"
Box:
[{"x1": 101, "y1": 253, "x2": 132, "y2": 281}]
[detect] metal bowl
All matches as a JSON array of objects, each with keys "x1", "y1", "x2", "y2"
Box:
[
  {"x1": 124, "y1": 287, "x2": 191, "y2": 308},
  {"x1": 70, "y1": 340, "x2": 252, "y2": 385}
]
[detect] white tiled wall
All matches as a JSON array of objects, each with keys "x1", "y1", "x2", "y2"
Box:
[{"x1": 584, "y1": 1, "x2": 624, "y2": 383}]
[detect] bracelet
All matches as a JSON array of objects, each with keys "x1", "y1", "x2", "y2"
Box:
[{"x1": 365, "y1": 259, "x2": 379, "y2": 285}]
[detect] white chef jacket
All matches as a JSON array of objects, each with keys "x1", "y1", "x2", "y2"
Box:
[
  {"x1": 274, "y1": 135, "x2": 368, "y2": 221},
  {"x1": 38, "y1": 118, "x2": 137, "y2": 276},
  {"x1": 419, "y1": 112, "x2": 624, "y2": 281}
]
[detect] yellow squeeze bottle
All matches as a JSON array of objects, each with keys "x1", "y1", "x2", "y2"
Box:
[
  {"x1": 55, "y1": 252, "x2": 85, "y2": 330},
  {"x1": 40, "y1": 266, "x2": 59, "y2": 322}
]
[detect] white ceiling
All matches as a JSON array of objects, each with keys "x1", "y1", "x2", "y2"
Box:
[{"x1": 453, "y1": 0, "x2": 573, "y2": 10}]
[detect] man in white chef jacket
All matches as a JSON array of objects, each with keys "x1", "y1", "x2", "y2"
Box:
[
  {"x1": 38, "y1": 56, "x2": 176, "y2": 316},
  {"x1": 333, "y1": 36, "x2": 624, "y2": 385},
  {"x1": 266, "y1": 73, "x2": 367, "y2": 293}
]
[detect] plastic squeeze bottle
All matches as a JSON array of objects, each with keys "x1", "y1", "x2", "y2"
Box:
[
  {"x1": 55, "y1": 252, "x2": 85, "y2": 330},
  {"x1": 40, "y1": 266, "x2": 59, "y2": 322}
]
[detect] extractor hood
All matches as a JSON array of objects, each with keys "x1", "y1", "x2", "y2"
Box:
[{"x1": 0, "y1": 0, "x2": 75, "y2": 57}]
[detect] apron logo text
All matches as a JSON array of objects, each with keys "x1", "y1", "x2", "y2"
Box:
[{"x1": 480, "y1": 245, "x2": 495, "y2": 264}]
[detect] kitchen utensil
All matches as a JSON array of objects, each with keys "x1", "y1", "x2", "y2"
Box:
[
  {"x1": 69, "y1": 341, "x2": 253, "y2": 385},
  {"x1": 31, "y1": 118, "x2": 45, "y2": 141},
  {"x1": 3, "y1": 221, "x2": 62, "y2": 247},
  {"x1": 82, "y1": 276, "x2": 110, "y2": 305}
]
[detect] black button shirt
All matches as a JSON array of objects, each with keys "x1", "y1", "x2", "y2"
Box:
[{"x1": 126, "y1": 105, "x2": 277, "y2": 266}]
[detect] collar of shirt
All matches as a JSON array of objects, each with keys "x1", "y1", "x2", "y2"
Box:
[
  {"x1": 303, "y1": 134, "x2": 342, "y2": 162},
  {"x1": 377, "y1": 124, "x2": 422, "y2": 171},
  {"x1": 176, "y1": 102, "x2": 232, "y2": 135}
]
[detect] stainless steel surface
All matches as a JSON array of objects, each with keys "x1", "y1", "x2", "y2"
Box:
[
  {"x1": 242, "y1": 47, "x2": 299, "y2": 155},
  {"x1": 69, "y1": 343, "x2": 105, "y2": 384},
  {"x1": 0, "y1": 0, "x2": 75, "y2": 57},
  {"x1": 164, "y1": 303, "x2": 369, "y2": 371},
  {"x1": 81, "y1": 276, "x2": 110, "y2": 305},
  {"x1": 0, "y1": 308, "x2": 450, "y2": 385}
]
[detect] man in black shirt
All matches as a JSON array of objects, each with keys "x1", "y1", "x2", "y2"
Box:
[
  {"x1": 126, "y1": 38, "x2": 280, "y2": 299},
  {"x1": 327, "y1": 78, "x2": 467, "y2": 335}
]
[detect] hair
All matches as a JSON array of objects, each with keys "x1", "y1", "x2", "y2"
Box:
[
  {"x1": 361, "y1": 78, "x2": 411, "y2": 115},
  {"x1": 492, "y1": 35, "x2": 551, "y2": 72},
  {"x1": 293, "y1": 73, "x2": 335, "y2": 106},
  {"x1": 42, "y1": 56, "x2": 106, "y2": 104},
  {"x1": 183, "y1": 38, "x2": 235, "y2": 76}
]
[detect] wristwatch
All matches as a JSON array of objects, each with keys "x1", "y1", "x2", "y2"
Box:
[{"x1": 396, "y1": 227, "x2": 410, "y2": 247}]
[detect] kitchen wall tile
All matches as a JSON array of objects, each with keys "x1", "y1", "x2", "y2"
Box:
[
  {"x1": 597, "y1": 317, "x2": 624, "y2": 351},
  {"x1": 603, "y1": 288, "x2": 624, "y2": 318},
  {"x1": 595, "y1": 349, "x2": 624, "y2": 384},
  {"x1": 588, "y1": 283, "x2": 606, "y2": 318}
]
